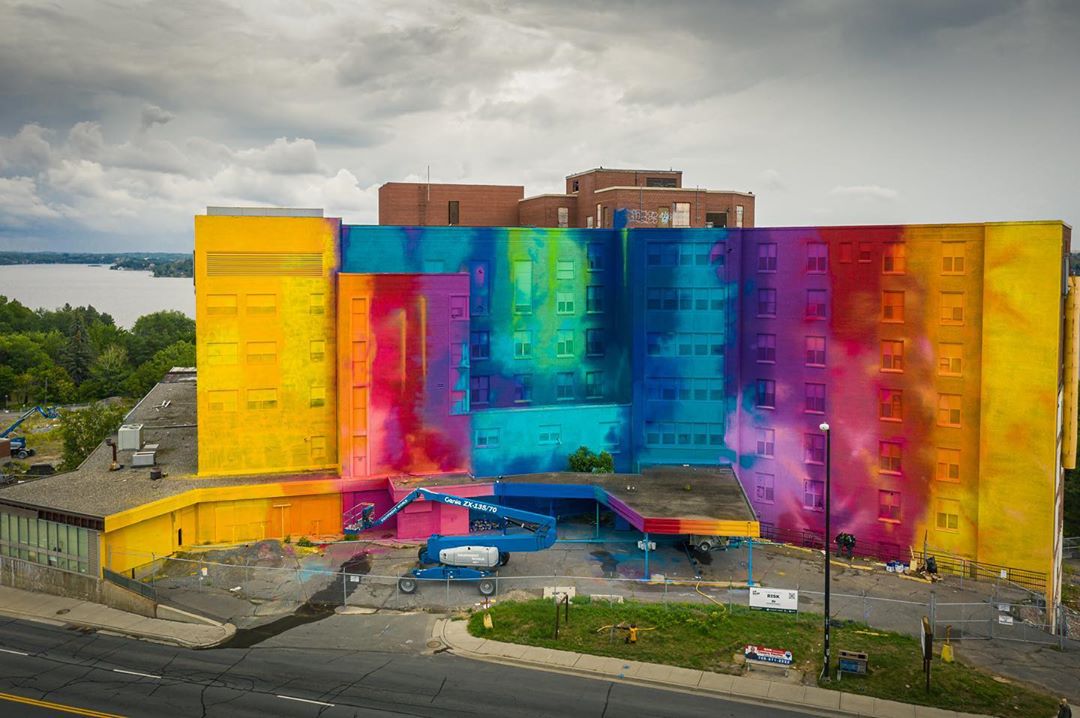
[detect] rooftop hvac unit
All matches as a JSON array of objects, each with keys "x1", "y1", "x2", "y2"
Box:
[
  {"x1": 117, "y1": 424, "x2": 143, "y2": 452},
  {"x1": 132, "y1": 451, "x2": 156, "y2": 467}
]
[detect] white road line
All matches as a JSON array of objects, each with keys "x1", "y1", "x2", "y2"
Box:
[
  {"x1": 277, "y1": 695, "x2": 336, "y2": 707},
  {"x1": 0, "y1": 648, "x2": 28, "y2": 656},
  {"x1": 112, "y1": 668, "x2": 161, "y2": 679}
]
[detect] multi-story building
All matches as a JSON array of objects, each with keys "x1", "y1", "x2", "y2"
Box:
[
  {"x1": 378, "y1": 167, "x2": 755, "y2": 229},
  {"x1": 187, "y1": 211, "x2": 1074, "y2": 606}
]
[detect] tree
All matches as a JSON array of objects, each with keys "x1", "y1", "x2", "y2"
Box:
[
  {"x1": 59, "y1": 402, "x2": 129, "y2": 471},
  {"x1": 62, "y1": 317, "x2": 94, "y2": 384},
  {"x1": 568, "y1": 446, "x2": 615, "y2": 474},
  {"x1": 124, "y1": 340, "x2": 195, "y2": 398},
  {"x1": 129, "y1": 311, "x2": 194, "y2": 365},
  {"x1": 88, "y1": 345, "x2": 131, "y2": 398}
]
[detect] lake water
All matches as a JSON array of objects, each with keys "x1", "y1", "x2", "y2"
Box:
[{"x1": 0, "y1": 264, "x2": 195, "y2": 328}]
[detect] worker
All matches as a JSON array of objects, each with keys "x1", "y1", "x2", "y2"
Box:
[
  {"x1": 1059, "y1": 697, "x2": 1071, "y2": 718},
  {"x1": 625, "y1": 624, "x2": 638, "y2": 645}
]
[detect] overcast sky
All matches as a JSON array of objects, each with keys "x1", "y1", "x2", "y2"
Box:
[{"x1": 0, "y1": 0, "x2": 1077, "y2": 252}]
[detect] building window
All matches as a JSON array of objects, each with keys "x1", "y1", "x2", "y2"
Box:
[
  {"x1": 839, "y1": 242, "x2": 853, "y2": 263},
  {"x1": 756, "y1": 379, "x2": 776, "y2": 409},
  {"x1": 879, "y1": 389, "x2": 903, "y2": 421},
  {"x1": 470, "y1": 331, "x2": 490, "y2": 359},
  {"x1": 938, "y1": 394, "x2": 962, "y2": 427},
  {"x1": 207, "y1": 390, "x2": 238, "y2": 412},
  {"x1": 538, "y1": 425, "x2": 561, "y2": 445},
  {"x1": 881, "y1": 340, "x2": 904, "y2": 372},
  {"x1": 586, "y1": 285, "x2": 603, "y2": 313},
  {"x1": 306, "y1": 340, "x2": 325, "y2": 362},
  {"x1": 247, "y1": 293, "x2": 277, "y2": 314},
  {"x1": 806, "y1": 336, "x2": 826, "y2": 366},
  {"x1": 756, "y1": 428, "x2": 775, "y2": 458},
  {"x1": 556, "y1": 292, "x2": 575, "y2": 314},
  {"x1": 757, "y1": 243, "x2": 778, "y2": 272},
  {"x1": 646, "y1": 332, "x2": 664, "y2": 356},
  {"x1": 586, "y1": 328, "x2": 605, "y2": 356},
  {"x1": 558, "y1": 207, "x2": 569, "y2": 228},
  {"x1": 678, "y1": 288, "x2": 693, "y2": 310},
  {"x1": 309, "y1": 293, "x2": 325, "y2": 315},
  {"x1": 806, "y1": 290, "x2": 827, "y2": 319},
  {"x1": 471, "y1": 375, "x2": 490, "y2": 405},
  {"x1": 879, "y1": 441, "x2": 902, "y2": 474},
  {"x1": 805, "y1": 383, "x2": 826, "y2": 414},
  {"x1": 807, "y1": 243, "x2": 827, "y2": 273},
  {"x1": 758, "y1": 288, "x2": 777, "y2": 317},
  {"x1": 247, "y1": 341, "x2": 277, "y2": 364},
  {"x1": 448, "y1": 200, "x2": 459, "y2": 225},
  {"x1": 247, "y1": 388, "x2": 278, "y2": 410},
  {"x1": 207, "y1": 342, "x2": 238, "y2": 366},
  {"x1": 449, "y1": 295, "x2": 467, "y2": 319},
  {"x1": 584, "y1": 243, "x2": 603, "y2": 271},
  {"x1": 705, "y1": 212, "x2": 727, "y2": 229},
  {"x1": 512, "y1": 260, "x2": 532, "y2": 314},
  {"x1": 936, "y1": 499, "x2": 960, "y2": 532},
  {"x1": 936, "y1": 447, "x2": 961, "y2": 482},
  {"x1": 585, "y1": 371, "x2": 603, "y2": 398},
  {"x1": 309, "y1": 385, "x2": 326, "y2": 408},
  {"x1": 736, "y1": 205, "x2": 744, "y2": 228},
  {"x1": 673, "y1": 202, "x2": 691, "y2": 227},
  {"x1": 804, "y1": 433, "x2": 826, "y2": 464},
  {"x1": 586, "y1": 216, "x2": 594, "y2": 228},
  {"x1": 208, "y1": 293, "x2": 238, "y2": 315},
  {"x1": 310, "y1": 435, "x2": 327, "y2": 461},
  {"x1": 858, "y1": 242, "x2": 872, "y2": 262},
  {"x1": 804, "y1": 480, "x2": 825, "y2": 510},
  {"x1": 572, "y1": 179, "x2": 580, "y2": 193},
  {"x1": 883, "y1": 243, "x2": 906, "y2": 274},
  {"x1": 882, "y1": 290, "x2": 905, "y2": 323},
  {"x1": 942, "y1": 242, "x2": 965, "y2": 274},
  {"x1": 556, "y1": 372, "x2": 574, "y2": 400},
  {"x1": 513, "y1": 374, "x2": 533, "y2": 403},
  {"x1": 940, "y1": 292, "x2": 965, "y2": 325},
  {"x1": 646, "y1": 176, "x2": 677, "y2": 188},
  {"x1": 556, "y1": 330, "x2": 574, "y2": 357},
  {"x1": 663, "y1": 288, "x2": 678, "y2": 310},
  {"x1": 755, "y1": 473, "x2": 775, "y2": 504},
  {"x1": 878, "y1": 490, "x2": 901, "y2": 522},
  {"x1": 513, "y1": 330, "x2": 532, "y2": 358},
  {"x1": 475, "y1": 428, "x2": 500, "y2": 448},
  {"x1": 756, "y1": 334, "x2": 776, "y2": 363},
  {"x1": 557, "y1": 259, "x2": 575, "y2": 280},
  {"x1": 938, "y1": 343, "x2": 963, "y2": 376},
  {"x1": 596, "y1": 203, "x2": 602, "y2": 227}
]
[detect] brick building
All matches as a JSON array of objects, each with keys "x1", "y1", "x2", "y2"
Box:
[{"x1": 379, "y1": 167, "x2": 755, "y2": 229}]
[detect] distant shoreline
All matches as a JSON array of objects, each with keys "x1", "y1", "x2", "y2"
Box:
[{"x1": 0, "y1": 252, "x2": 193, "y2": 278}]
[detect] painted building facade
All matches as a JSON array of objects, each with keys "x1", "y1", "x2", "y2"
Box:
[{"x1": 192, "y1": 211, "x2": 1074, "y2": 603}]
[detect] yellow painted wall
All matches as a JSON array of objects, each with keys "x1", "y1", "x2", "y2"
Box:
[
  {"x1": 102, "y1": 480, "x2": 344, "y2": 574},
  {"x1": 195, "y1": 215, "x2": 340, "y2": 476},
  {"x1": 976, "y1": 221, "x2": 1067, "y2": 604}
]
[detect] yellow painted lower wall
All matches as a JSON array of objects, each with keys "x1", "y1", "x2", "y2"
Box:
[{"x1": 103, "y1": 483, "x2": 344, "y2": 574}]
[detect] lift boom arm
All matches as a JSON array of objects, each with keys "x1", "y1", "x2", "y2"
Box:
[
  {"x1": 345, "y1": 487, "x2": 557, "y2": 554},
  {"x1": 1, "y1": 406, "x2": 59, "y2": 438}
]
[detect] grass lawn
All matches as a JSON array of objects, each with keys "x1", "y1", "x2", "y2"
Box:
[{"x1": 467, "y1": 597, "x2": 1056, "y2": 718}]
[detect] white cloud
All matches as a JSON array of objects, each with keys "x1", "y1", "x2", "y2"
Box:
[
  {"x1": 140, "y1": 104, "x2": 174, "y2": 132},
  {"x1": 830, "y1": 185, "x2": 900, "y2": 201},
  {"x1": 0, "y1": 176, "x2": 62, "y2": 224}
]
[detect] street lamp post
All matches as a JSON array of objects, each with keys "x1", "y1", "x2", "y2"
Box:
[{"x1": 819, "y1": 421, "x2": 832, "y2": 682}]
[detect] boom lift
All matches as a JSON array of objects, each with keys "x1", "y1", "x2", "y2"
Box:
[
  {"x1": 344, "y1": 487, "x2": 556, "y2": 596},
  {"x1": 1, "y1": 406, "x2": 59, "y2": 459}
]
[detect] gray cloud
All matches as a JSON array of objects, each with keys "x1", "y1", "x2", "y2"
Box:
[{"x1": 0, "y1": 0, "x2": 1077, "y2": 250}]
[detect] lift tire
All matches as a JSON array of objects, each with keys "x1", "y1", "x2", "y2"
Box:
[
  {"x1": 398, "y1": 577, "x2": 418, "y2": 594},
  {"x1": 478, "y1": 579, "x2": 496, "y2": 596},
  {"x1": 498, "y1": 551, "x2": 510, "y2": 567},
  {"x1": 697, "y1": 541, "x2": 712, "y2": 553},
  {"x1": 15, "y1": 450, "x2": 29, "y2": 460}
]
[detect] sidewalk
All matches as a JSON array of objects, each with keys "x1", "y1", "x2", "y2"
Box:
[
  {"x1": 0, "y1": 585, "x2": 235, "y2": 649},
  {"x1": 436, "y1": 619, "x2": 989, "y2": 718}
]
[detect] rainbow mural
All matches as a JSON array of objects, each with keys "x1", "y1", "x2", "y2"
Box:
[{"x1": 190, "y1": 215, "x2": 1072, "y2": 601}]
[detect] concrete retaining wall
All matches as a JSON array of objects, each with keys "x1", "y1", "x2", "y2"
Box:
[{"x1": 0, "y1": 556, "x2": 155, "y2": 618}]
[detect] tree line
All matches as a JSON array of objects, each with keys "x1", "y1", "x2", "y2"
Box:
[{"x1": 0, "y1": 295, "x2": 194, "y2": 407}]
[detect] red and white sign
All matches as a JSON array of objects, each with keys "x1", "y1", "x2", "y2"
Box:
[{"x1": 744, "y1": 645, "x2": 793, "y2": 666}]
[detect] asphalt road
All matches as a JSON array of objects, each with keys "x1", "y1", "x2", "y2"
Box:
[{"x1": 0, "y1": 614, "x2": 823, "y2": 717}]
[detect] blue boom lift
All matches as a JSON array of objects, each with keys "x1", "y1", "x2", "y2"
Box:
[
  {"x1": 344, "y1": 487, "x2": 556, "y2": 596},
  {"x1": 1, "y1": 406, "x2": 59, "y2": 459}
]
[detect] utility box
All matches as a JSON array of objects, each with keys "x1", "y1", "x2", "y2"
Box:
[
  {"x1": 132, "y1": 451, "x2": 156, "y2": 467},
  {"x1": 118, "y1": 424, "x2": 143, "y2": 451},
  {"x1": 838, "y1": 649, "x2": 869, "y2": 677},
  {"x1": 0, "y1": 438, "x2": 10, "y2": 458}
]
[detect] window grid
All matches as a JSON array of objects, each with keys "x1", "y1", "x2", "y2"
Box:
[
  {"x1": 804, "y1": 433, "x2": 826, "y2": 464},
  {"x1": 756, "y1": 379, "x2": 776, "y2": 409},
  {"x1": 881, "y1": 340, "x2": 904, "y2": 372},
  {"x1": 756, "y1": 429, "x2": 775, "y2": 458},
  {"x1": 879, "y1": 490, "x2": 901, "y2": 522},
  {"x1": 879, "y1": 441, "x2": 902, "y2": 474},
  {"x1": 879, "y1": 389, "x2": 903, "y2": 421},
  {"x1": 805, "y1": 383, "x2": 826, "y2": 414},
  {"x1": 882, "y1": 291, "x2": 905, "y2": 323},
  {"x1": 807, "y1": 243, "x2": 827, "y2": 273},
  {"x1": 756, "y1": 334, "x2": 776, "y2": 363},
  {"x1": 758, "y1": 243, "x2": 778, "y2": 272},
  {"x1": 806, "y1": 336, "x2": 826, "y2": 366},
  {"x1": 883, "y1": 243, "x2": 906, "y2": 274}
]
